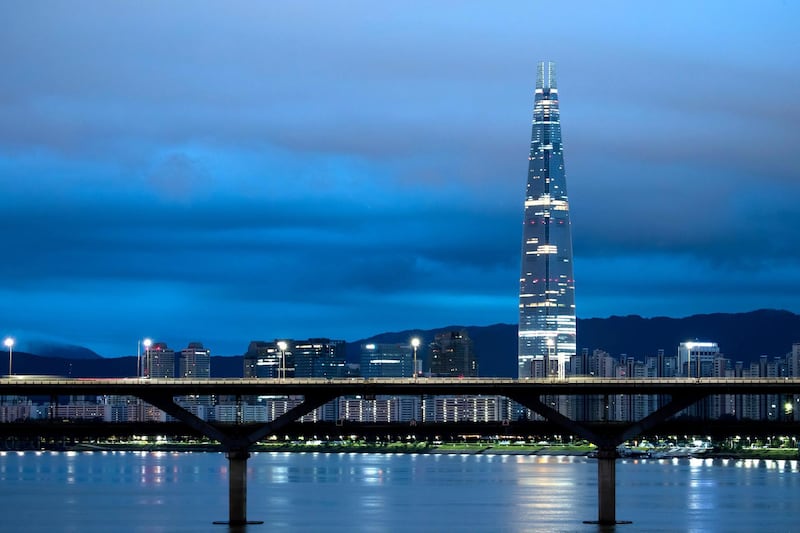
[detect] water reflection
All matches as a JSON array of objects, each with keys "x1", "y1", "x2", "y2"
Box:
[{"x1": 1, "y1": 452, "x2": 799, "y2": 532}]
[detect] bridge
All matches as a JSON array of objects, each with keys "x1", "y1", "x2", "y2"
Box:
[{"x1": 3, "y1": 376, "x2": 799, "y2": 526}]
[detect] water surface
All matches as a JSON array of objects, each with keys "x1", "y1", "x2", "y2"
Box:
[{"x1": 0, "y1": 451, "x2": 797, "y2": 532}]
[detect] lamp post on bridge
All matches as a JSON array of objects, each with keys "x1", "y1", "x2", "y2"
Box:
[
  {"x1": 277, "y1": 341, "x2": 288, "y2": 380},
  {"x1": 141, "y1": 338, "x2": 152, "y2": 378},
  {"x1": 4, "y1": 337, "x2": 14, "y2": 376},
  {"x1": 411, "y1": 337, "x2": 420, "y2": 380},
  {"x1": 136, "y1": 338, "x2": 150, "y2": 378}
]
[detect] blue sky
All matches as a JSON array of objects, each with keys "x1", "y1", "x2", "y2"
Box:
[{"x1": 1, "y1": 1, "x2": 798, "y2": 356}]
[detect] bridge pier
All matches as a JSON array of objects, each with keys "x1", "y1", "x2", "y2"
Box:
[
  {"x1": 229, "y1": 450, "x2": 248, "y2": 525},
  {"x1": 585, "y1": 447, "x2": 630, "y2": 525},
  {"x1": 506, "y1": 395, "x2": 628, "y2": 524},
  {"x1": 213, "y1": 449, "x2": 263, "y2": 526},
  {"x1": 137, "y1": 391, "x2": 336, "y2": 527}
]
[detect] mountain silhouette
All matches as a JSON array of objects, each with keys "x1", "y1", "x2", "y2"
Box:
[
  {"x1": 347, "y1": 309, "x2": 800, "y2": 377},
  {"x1": 24, "y1": 341, "x2": 102, "y2": 360},
  {"x1": 8, "y1": 310, "x2": 800, "y2": 378}
]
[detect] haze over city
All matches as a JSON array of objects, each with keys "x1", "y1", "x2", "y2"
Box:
[{"x1": 1, "y1": 1, "x2": 798, "y2": 357}]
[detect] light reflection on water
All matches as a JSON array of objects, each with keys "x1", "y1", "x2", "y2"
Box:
[{"x1": 0, "y1": 452, "x2": 798, "y2": 532}]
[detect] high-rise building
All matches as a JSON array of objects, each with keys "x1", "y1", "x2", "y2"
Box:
[
  {"x1": 429, "y1": 330, "x2": 478, "y2": 377},
  {"x1": 179, "y1": 342, "x2": 211, "y2": 378},
  {"x1": 677, "y1": 341, "x2": 720, "y2": 377},
  {"x1": 292, "y1": 338, "x2": 346, "y2": 378},
  {"x1": 678, "y1": 340, "x2": 723, "y2": 418},
  {"x1": 144, "y1": 342, "x2": 175, "y2": 378},
  {"x1": 243, "y1": 338, "x2": 345, "y2": 378},
  {"x1": 360, "y1": 343, "x2": 414, "y2": 378},
  {"x1": 518, "y1": 60, "x2": 576, "y2": 378},
  {"x1": 243, "y1": 341, "x2": 280, "y2": 378}
]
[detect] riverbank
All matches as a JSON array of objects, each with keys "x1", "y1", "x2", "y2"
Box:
[
  {"x1": 67, "y1": 442, "x2": 588, "y2": 455},
  {"x1": 58, "y1": 441, "x2": 800, "y2": 460}
]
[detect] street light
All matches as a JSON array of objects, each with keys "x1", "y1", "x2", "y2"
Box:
[
  {"x1": 411, "y1": 337, "x2": 420, "y2": 379},
  {"x1": 4, "y1": 337, "x2": 14, "y2": 376},
  {"x1": 277, "y1": 341, "x2": 288, "y2": 380},
  {"x1": 142, "y1": 338, "x2": 152, "y2": 378},
  {"x1": 136, "y1": 338, "x2": 150, "y2": 378}
]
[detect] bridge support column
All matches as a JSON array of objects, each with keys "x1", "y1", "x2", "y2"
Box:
[
  {"x1": 228, "y1": 449, "x2": 250, "y2": 525},
  {"x1": 214, "y1": 449, "x2": 263, "y2": 526},
  {"x1": 584, "y1": 447, "x2": 631, "y2": 526},
  {"x1": 139, "y1": 391, "x2": 335, "y2": 526},
  {"x1": 597, "y1": 447, "x2": 616, "y2": 525}
]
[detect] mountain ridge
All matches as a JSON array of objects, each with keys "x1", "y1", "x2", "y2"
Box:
[{"x1": 7, "y1": 310, "x2": 800, "y2": 378}]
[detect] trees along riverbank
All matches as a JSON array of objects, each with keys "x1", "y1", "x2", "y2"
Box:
[{"x1": 61, "y1": 440, "x2": 800, "y2": 460}]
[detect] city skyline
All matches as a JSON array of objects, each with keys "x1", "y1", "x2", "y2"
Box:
[{"x1": 1, "y1": 2, "x2": 799, "y2": 357}]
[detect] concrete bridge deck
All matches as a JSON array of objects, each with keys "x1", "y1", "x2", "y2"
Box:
[{"x1": 3, "y1": 376, "x2": 800, "y2": 396}]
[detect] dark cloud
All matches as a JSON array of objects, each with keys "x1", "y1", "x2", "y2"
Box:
[{"x1": 0, "y1": 1, "x2": 798, "y2": 355}]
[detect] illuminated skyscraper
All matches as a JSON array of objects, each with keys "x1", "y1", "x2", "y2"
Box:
[
  {"x1": 677, "y1": 341, "x2": 720, "y2": 378},
  {"x1": 145, "y1": 341, "x2": 175, "y2": 378},
  {"x1": 243, "y1": 338, "x2": 345, "y2": 378},
  {"x1": 429, "y1": 330, "x2": 478, "y2": 377},
  {"x1": 180, "y1": 342, "x2": 211, "y2": 378},
  {"x1": 360, "y1": 343, "x2": 414, "y2": 378},
  {"x1": 518, "y1": 61, "x2": 576, "y2": 378},
  {"x1": 179, "y1": 342, "x2": 212, "y2": 409}
]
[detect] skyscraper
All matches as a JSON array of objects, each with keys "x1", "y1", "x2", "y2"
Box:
[
  {"x1": 360, "y1": 343, "x2": 414, "y2": 378},
  {"x1": 518, "y1": 61, "x2": 576, "y2": 378},
  {"x1": 145, "y1": 341, "x2": 175, "y2": 378},
  {"x1": 429, "y1": 330, "x2": 478, "y2": 377},
  {"x1": 293, "y1": 338, "x2": 346, "y2": 378},
  {"x1": 178, "y1": 342, "x2": 212, "y2": 409},
  {"x1": 677, "y1": 341, "x2": 720, "y2": 378},
  {"x1": 243, "y1": 338, "x2": 346, "y2": 378},
  {"x1": 180, "y1": 342, "x2": 211, "y2": 378}
]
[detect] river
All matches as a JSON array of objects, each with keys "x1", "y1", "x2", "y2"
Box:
[{"x1": 0, "y1": 451, "x2": 797, "y2": 532}]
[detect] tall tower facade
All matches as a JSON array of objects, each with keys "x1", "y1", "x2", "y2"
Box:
[
  {"x1": 360, "y1": 343, "x2": 414, "y2": 378},
  {"x1": 180, "y1": 342, "x2": 211, "y2": 378},
  {"x1": 145, "y1": 342, "x2": 175, "y2": 378},
  {"x1": 429, "y1": 330, "x2": 478, "y2": 377},
  {"x1": 518, "y1": 61, "x2": 576, "y2": 378}
]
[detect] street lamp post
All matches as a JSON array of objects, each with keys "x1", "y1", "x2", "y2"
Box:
[
  {"x1": 4, "y1": 337, "x2": 14, "y2": 376},
  {"x1": 546, "y1": 338, "x2": 555, "y2": 379},
  {"x1": 411, "y1": 338, "x2": 420, "y2": 379},
  {"x1": 696, "y1": 351, "x2": 701, "y2": 379},
  {"x1": 277, "y1": 341, "x2": 288, "y2": 380},
  {"x1": 137, "y1": 339, "x2": 144, "y2": 377},
  {"x1": 142, "y1": 338, "x2": 152, "y2": 378}
]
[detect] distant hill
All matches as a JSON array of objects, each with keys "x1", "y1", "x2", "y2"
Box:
[
  {"x1": 25, "y1": 341, "x2": 103, "y2": 360},
  {"x1": 8, "y1": 353, "x2": 245, "y2": 378},
  {"x1": 578, "y1": 309, "x2": 800, "y2": 363},
  {"x1": 347, "y1": 309, "x2": 800, "y2": 377},
  {"x1": 8, "y1": 310, "x2": 800, "y2": 379},
  {"x1": 10, "y1": 352, "x2": 131, "y2": 377}
]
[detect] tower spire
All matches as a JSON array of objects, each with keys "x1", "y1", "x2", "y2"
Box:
[{"x1": 536, "y1": 60, "x2": 557, "y2": 90}]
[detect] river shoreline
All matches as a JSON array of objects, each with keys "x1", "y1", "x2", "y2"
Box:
[{"x1": 44, "y1": 441, "x2": 798, "y2": 460}]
